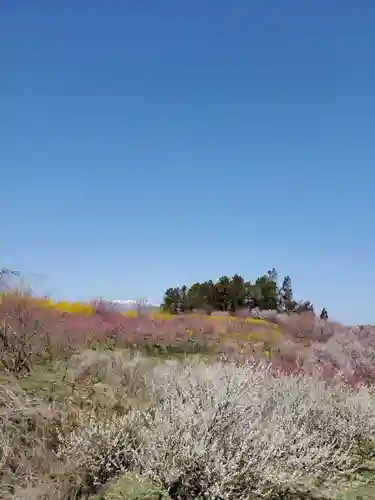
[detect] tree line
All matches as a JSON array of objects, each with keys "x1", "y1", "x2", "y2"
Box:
[{"x1": 161, "y1": 268, "x2": 328, "y2": 318}]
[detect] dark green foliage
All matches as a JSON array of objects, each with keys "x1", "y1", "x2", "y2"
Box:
[
  {"x1": 320, "y1": 308, "x2": 329, "y2": 320},
  {"x1": 161, "y1": 269, "x2": 314, "y2": 316},
  {"x1": 280, "y1": 275, "x2": 295, "y2": 311},
  {"x1": 161, "y1": 287, "x2": 186, "y2": 314}
]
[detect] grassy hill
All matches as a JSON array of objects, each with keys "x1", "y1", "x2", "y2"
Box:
[{"x1": 1, "y1": 292, "x2": 375, "y2": 499}]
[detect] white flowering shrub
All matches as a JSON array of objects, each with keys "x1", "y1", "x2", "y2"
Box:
[
  {"x1": 138, "y1": 359, "x2": 375, "y2": 499},
  {"x1": 51, "y1": 357, "x2": 375, "y2": 499},
  {"x1": 55, "y1": 409, "x2": 141, "y2": 489}
]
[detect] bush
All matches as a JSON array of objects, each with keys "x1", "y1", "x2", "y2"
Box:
[
  {"x1": 0, "y1": 382, "x2": 57, "y2": 499},
  {"x1": 57, "y1": 357, "x2": 375, "y2": 499},
  {"x1": 139, "y1": 359, "x2": 375, "y2": 498},
  {"x1": 55, "y1": 410, "x2": 141, "y2": 494}
]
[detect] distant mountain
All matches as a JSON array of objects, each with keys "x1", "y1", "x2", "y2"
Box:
[{"x1": 100, "y1": 299, "x2": 160, "y2": 313}]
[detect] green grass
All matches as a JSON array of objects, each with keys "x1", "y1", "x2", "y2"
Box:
[
  {"x1": 138, "y1": 341, "x2": 214, "y2": 359},
  {"x1": 322, "y1": 470, "x2": 375, "y2": 500},
  {"x1": 19, "y1": 360, "x2": 69, "y2": 395},
  {"x1": 95, "y1": 473, "x2": 170, "y2": 500}
]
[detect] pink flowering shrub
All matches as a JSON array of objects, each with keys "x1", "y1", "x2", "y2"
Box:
[
  {"x1": 309, "y1": 324, "x2": 375, "y2": 385},
  {"x1": 2, "y1": 293, "x2": 375, "y2": 385}
]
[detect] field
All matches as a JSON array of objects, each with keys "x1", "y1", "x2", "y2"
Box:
[{"x1": 1, "y1": 293, "x2": 375, "y2": 499}]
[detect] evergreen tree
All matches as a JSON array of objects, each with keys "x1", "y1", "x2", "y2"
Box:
[
  {"x1": 279, "y1": 275, "x2": 296, "y2": 311},
  {"x1": 160, "y1": 269, "x2": 315, "y2": 316},
  {"x1": 320, "y1": 307, "x2": 328, "y2": 320}
]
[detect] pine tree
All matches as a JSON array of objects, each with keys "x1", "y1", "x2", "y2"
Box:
[
  {"x1": 280, "y1": 275, "x2": 295, "y2": 311},
  {"x1": 320, "y1": 307, "x2": 328, "y2": 320}
]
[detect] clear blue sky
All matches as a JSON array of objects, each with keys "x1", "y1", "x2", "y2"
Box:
[{"x1": 1, "y1": 1, "x2": 374, "y2": 324}]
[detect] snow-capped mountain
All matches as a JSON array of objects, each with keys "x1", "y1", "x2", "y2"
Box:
[{"x1": 101, "y1": 299, "x2": 160, "y2": 312}]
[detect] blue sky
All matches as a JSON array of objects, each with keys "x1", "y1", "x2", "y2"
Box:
[{"x1": 1, "y1": 1, "x2": 374, "y2": 324}]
